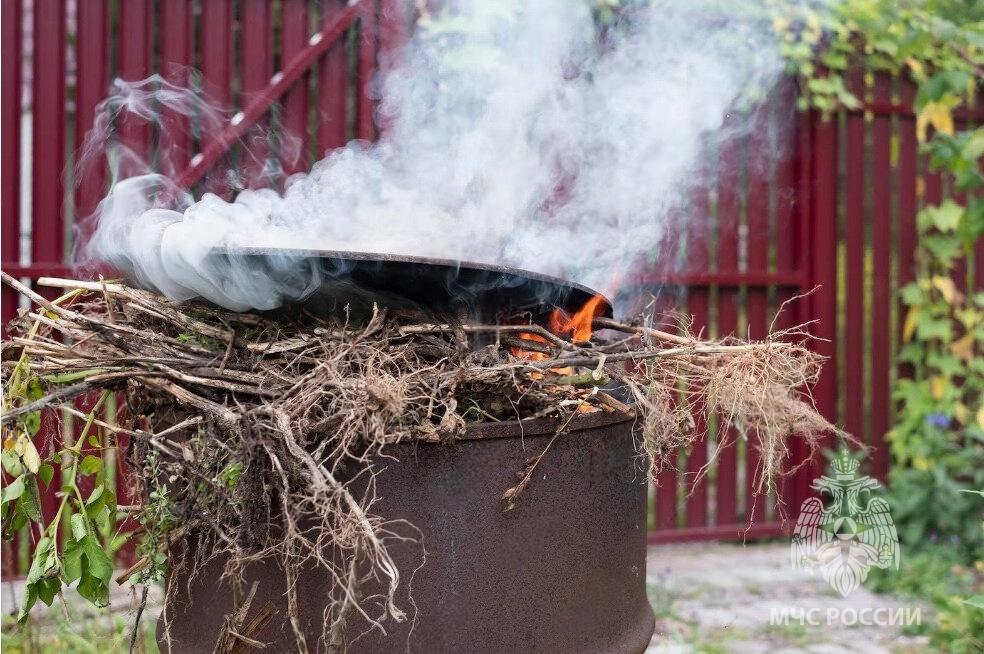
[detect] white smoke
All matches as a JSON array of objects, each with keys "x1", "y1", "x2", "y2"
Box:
[{"x1": 79, "y1": 0, "x2": 782, "y2": 312}]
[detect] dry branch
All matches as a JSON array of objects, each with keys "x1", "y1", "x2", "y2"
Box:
[{"x1": 0, "y1": 276, "x2": 846, "y2": 649}]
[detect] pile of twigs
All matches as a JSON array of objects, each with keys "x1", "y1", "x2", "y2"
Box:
[{"x1": 0, "y1": 272, "x2": 843, "y2": 649}]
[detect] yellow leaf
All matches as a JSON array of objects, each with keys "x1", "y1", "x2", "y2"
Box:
[
  {"x1": 978, "y1": 406, "x2": 984, "y2": 430},
  {"x1": 21, "y1": 439, "x2": 40, "y2": 475},
  {"x1": 902, "y1": 307, "x2": 919, "y2": 343},
  {"x1": 930, "y1": 375, "x2": 948, "y2": 400},
  {"x1": 916, "y1": 101, "x2": 955, "y2": 143},
  {"x1": 913, "y1": 456, "x2": 932, "y2": 471},
  {"x1": 932, "y1": 276, "x2": 961, "y2": 305},
  {"x1": 906, "y1": 58, "x2": 925, "y2": 81},
  {"x1": 13, "y1": 434, "x2": 26, "y2": 457},
  {"x1": 954, "y1": 403, "x2": 968, "y2": 425},
  {"x1": 951, "y1": 333, "x2": 975, "y2": 362}
]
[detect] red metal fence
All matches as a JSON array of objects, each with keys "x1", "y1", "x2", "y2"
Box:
[{"x1": 3, "y1": 1, "x2": 983, "y2": 565}]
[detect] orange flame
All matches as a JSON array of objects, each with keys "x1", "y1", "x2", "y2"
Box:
[
  {"x1": 510, "y1": 294, "x2": 606, "y2": 363},
  {"x1": 510, "y1": 332, "x2": 550, "y2": 361},
  {"x1": 551, "y1": 294, "x2": 606, "y2": 343}
]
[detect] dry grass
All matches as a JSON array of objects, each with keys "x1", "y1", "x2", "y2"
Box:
[{"x1": 0, "y1": 274, "x2": 848, "y2": 650}]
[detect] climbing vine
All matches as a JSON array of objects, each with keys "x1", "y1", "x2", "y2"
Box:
[{"x1": 770, "y1": 1, "x2": 983, "y2": 648}]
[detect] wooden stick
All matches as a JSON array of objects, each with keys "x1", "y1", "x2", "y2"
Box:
[
  {"x1": 37, "y1": 276, "x2": 128, "y2": 294},
  {"x1": 1, "y1": 382, "x2": 93, "y2": 425},
  {"x1": 400, "y1": 323, "x2": 574, "y2": 350},
  {"x1": 527, "y1": 342, "x2": 780, "y2": 369},
  {"x1": 501, "y1": 336, "x2": 558, "y2": 356},
  {"x1": 141, "y1": 378, "x2": 240, "y2": 428},
  {"x1": 592, "y1": 317, "x2": 693, "y2": 346}
]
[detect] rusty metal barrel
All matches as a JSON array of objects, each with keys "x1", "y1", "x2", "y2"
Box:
[{"x1": 159, "y1": 410, "x2": 654, "y2": 653}]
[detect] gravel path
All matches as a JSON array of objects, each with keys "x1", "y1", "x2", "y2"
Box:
[{"x1": 645, "y1": 542, "x2": 931, "y2": 654}]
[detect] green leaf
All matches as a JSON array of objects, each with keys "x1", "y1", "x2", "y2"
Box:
[
  {"x1": 964, "y1": 198, "x2": 984, "y2": 243},
  {"x1": 83, "y1": 535, "x2": 113, "y2": 582},
  {"x1": 76, "y1": 535, "x2": 113, "y2": 607},
  {"x1": 920, "y1": 200, "x2": 964, "y2": 233},
  {"x1": 962, "y1": 595, "x2": 984, "y2": 611},
  {"x1": 21, "y1": 411, "x2": 41, "y2": 437},
  {"x1": 38, "y1": 462, "x2": 54, "y2": 487},
  {"x1": 84, "y1": 485, "x2": 110, "y2": 519},
  {"x1": 2, "y1": 476, "x2": 25, "y2": 506},
  {"x1": 61, "y1": 538, "x2": 84, "y2": 583},
  {"x1": 922, "y1": 234, "x2": 962, "y2": 267},
  {"x1": 20, "y1": 476, "x2": 43, "y2": 524},
  {"x1": 62, "y1": 533, "x2": 113, "y2": 608},
  {"x1": 80, "y1": 455, "x2": 103, "y2": 477},
  {"x1": 37, "y1": 578, "x2": 60, "y2": 607},
  {"x1": 19, "y1": 536, "x2": 58, "y2": 622},
  {"x1": 962, "y1": 128, "x2": 984, "y2": 158},
  {"x1": 109, "y1": 529, "x2": 135, "y2": 554},
  {"x1": 4, "y1": 503, "x2": 28, "y2": 539},
  {"x1": 71, "y1": 512, "x2": 89, "y2": 541},
  {"x1": 25, "y1": 377, "x2": 44, "y2": 401},
  {"x1": 899, "y1": 283, "x2": 926, "y2": 306},
  {"x1": 1, "y1": 449, "x2": 23, "y2": 477},
  {"x1": 927, "y1": 353, "x2": 964, "y2": 377}
]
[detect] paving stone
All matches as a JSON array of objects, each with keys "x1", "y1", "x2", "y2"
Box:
[{"x1": 646, "y1": 542, "x2": 932, "y2": 653}]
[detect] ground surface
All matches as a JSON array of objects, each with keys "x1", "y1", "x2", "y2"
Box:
[
  {"x1": 3, "y1": 542, "x2": 933, "y2": 653},
  {"x1": 645, "y1": 542, "x2": 931, "y2": 654}
]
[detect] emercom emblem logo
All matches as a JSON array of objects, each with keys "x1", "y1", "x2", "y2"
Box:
[{"x1": 791, "y1": 450, "x2": 900, "y2": 597}]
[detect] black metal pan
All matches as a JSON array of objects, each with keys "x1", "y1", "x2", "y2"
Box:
[{"x1": 211, "y1": 248, "x2": 612, "y2": 321}]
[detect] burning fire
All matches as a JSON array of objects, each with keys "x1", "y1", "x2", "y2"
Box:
[
  {"x1": 552, "y1": 294, "x2": 606, "y2": 343},
  {"x1": 511, "y1": 332, "x2": 551, "y2": 361},
  {"x1": 511, "y1": 294, "x2": 607, "y2": 361}
]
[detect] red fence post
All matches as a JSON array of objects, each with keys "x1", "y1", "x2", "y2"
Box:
[
  {"x1": 807, "y1": 109, "x2": 839, "y2": 485},
  {"x1": 1, "y1": 0, "x2": 22, "y2": 332},
  {"x1": 32, "y1": 0, "x2": 67, "y2": 279}
]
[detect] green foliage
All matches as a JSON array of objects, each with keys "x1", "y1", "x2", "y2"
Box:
[
  {"x1": 770, "y1": 1, "x2": 984, "y2": 649},
  {"x1": 867, "y1": 546, "x2": 981, "y2": 646},
  {"x1": 2, "y1": 609, "x2": 159, "y2": 654},
  {"x1": 1, "y1": 389, "x2": 124, "y2": 623},
  {"x1": 768, "y1": 1, "x2": 983, "y2": 116}
]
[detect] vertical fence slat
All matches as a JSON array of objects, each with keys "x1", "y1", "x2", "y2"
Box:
[
  {"x1": 774, "y1": 78, "x2": 800, "y2": 518},
  {"x1": 318, "y1": 0, "x2": 349, "y2": 154},
  {"x1": 117, "y1": 0, "x2": 152, "y2": 163},
  {"x1": 1, "y1": 0, "x2": 23, "y2": 576},
  {"x1": 378, "y1": 0, "x2": 408, "y2": 74},
  {"x1": 684, "y1": 167, "x2": 711, "y2": 529},
  {"x1": 895, "y1": 79, "x2": 918, "y2": 417},
  {"x1": 844, "y1": 68, "x2": 866, "y2": 444},
  {"x1": 869, "y1": 76, "x2": 892, "y2": 478},
  {"x1": 160, "y1": 0, "x2": 194, "y2": 175},
  {"x1": 241, "y1": 0, "x2": 273, "y2": 187},
  {"x1": 809, "y1": 106, "x2": 839, "y2": 483},
  {"x1": 357, "y1": 1, "x2": 378, "y2": 140},
  {"x1": 654, "y1": 288, "x2": 681, "y2": 531},
  {"x1": 31, "y1": 0, "x2": 67, "y2": 268},
  {"x1": 794, "y1": 104, "x2": 817, "y2": 505},
  {"x1": 280, "y1": 0, "x2": 311, "y2": 176},
  {"x1": 715, "y1": 126, "x2": 740, "y2": 527},
  {"x1": 74, "y1": 0, "x2": 109, "y2": 224},
  {"x1": 1, "y1": 0, "x2": 22, "y2": 331},
  {"x1": 745, "y1": 105, "x2": 770, "y2": 518},
  {"x1": 201, "y1": 0, "x2": 234, "y2": 196}
]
